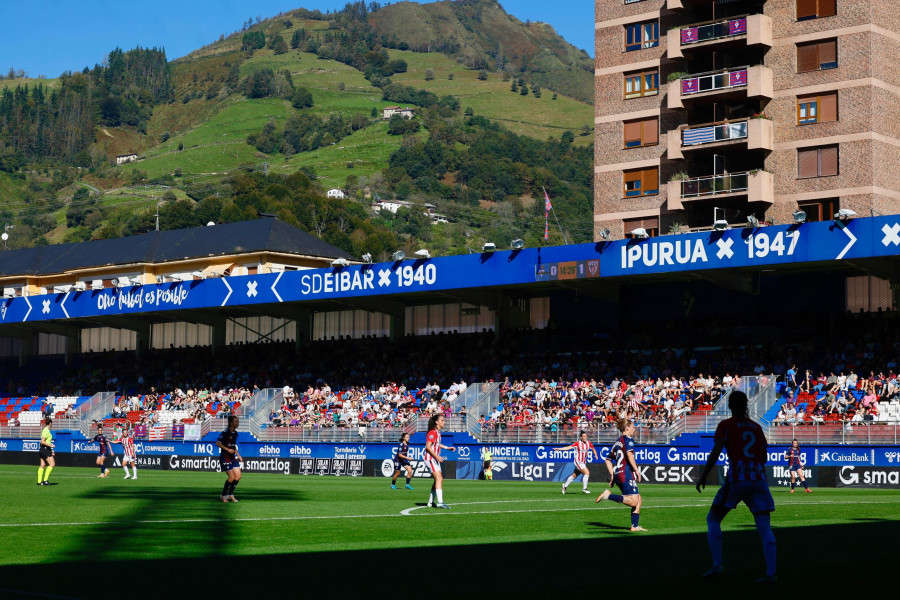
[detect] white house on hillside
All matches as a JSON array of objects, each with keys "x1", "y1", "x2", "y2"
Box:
[
  {"x1": 382, "y1": 106, "x2": 415, "y2": 120},
  {"x1": 373, "y1": 199, "x2": 435, "y2": 215},
  {"x1": 326, "y1": 188, "x2": 347, "y2": 199},
  {"x1": 116, "y1": 153, "x2": 138, "y2": 165}
]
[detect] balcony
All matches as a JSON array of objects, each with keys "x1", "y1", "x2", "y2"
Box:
[
  {"x1": 666, "y1": 170, "x2": 773, "y2": 210},
  {"x1": 668, "y1": 117, "x2": 774, "y2": 160},
  {"x1": 667, "y1": 14, "x2": 772, "y2": 59},
  {"x1": 667, "y1": 65, "x2": 773, "y2": 109}
]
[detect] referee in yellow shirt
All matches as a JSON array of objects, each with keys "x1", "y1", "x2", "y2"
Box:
[{"x1": 38, "y1": 417, "x2": 55, "y2": 485}]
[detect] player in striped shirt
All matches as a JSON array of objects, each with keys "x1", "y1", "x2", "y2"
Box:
[
  {"x1": 596, "y1": 418, "x2": 646, "y2": 531},
  {"x1": 121, "y1": 427, "x2": 138, "y2": 480},
  {"x1": 785, "y1": 439, "x2": 810, "y2": 493},
  {"x1": 697, "y1": 391, "x2": 776, "y2": 583},
  {"x1": 557, "y1": 431, "x2": 597, "y2": 494},
  {"x1": 424, "y1": 414, "x2": 455, "y2": 509}
]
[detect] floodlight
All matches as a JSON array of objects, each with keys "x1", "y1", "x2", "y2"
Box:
[
  {"x1": 74, "y1": 281, "x2": 87, "y2": 292},
  {"x1": 207, "y1": 221, "x2": 215, "y2": 226},
  {"x1": 331, "y1": 258, "x2": 350, "y2": 267},
  {"x1": 631, "y1": 228, "x2": 649, "y2": 239},
  {"x1": 747, "y1": 215, "x2": 759, "y2": 227},
  {"x1": 391, "y1": 251, "x2": 406, "y2": 261},
  {"x1": 834, "y1": 209, "x2": 857, "y2": 220},
  {"x1": 482, "y1": 242, "x2": 496, "y2": 252},
  {"x1": 511, "y1": 239, "x2": 525, "y2": 250},
  {"x1": 2, "y1": 288, "x2": 16, "y2": 298},
  {"x1": 113, "y1": 277, "x2": 131, "y2": 288},
  {"x1": 191, "y1": 271, "x2": 203, "y2": 278},
  {"x1": 792, "y1": 210, "x2": 807, "y2": 224},
  {"x1": 713, "y1": 219, "x2": 729, "y2": 231},
  {"x1": 414, "y1": 249, "x2": 431, "y2": 259},
  {"x1": 361, "y1": 253, "x2": 373, "y2": 263},
  {"x1": 598, "y1": 229, "x2": 611, "y2": 240},
  {"x1": 91, "y1": 280, "x2": 104, "y2": 290}
]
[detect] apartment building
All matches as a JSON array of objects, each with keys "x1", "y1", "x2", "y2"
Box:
[{"x1": 594, "y1": 0, "x2": 900, "y2": 238}]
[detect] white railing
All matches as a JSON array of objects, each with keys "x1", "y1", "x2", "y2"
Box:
[
  {"x1": 681, "y1": 67, "x2": 748, "y2": 96},
  {"x1": 415, "y1": 415, "x2": 467, "y2": 432},
  {"x1": 78, "y1": 392, "x2": 117, "y2": 436},
  {"x1": 682, "y1": 120, "x2": 748, "y2": 146},
  {"x1": 475, "y1": 425, "x2": 671, "y2": 445},
  {"x1": 680, "y1": 172, "x2": 749, "y2": 198},
  {"x1": 253, "y1": 420, "x2": 416, "y2": 442},
  {"x1": 246, "y1": 388, "x2": 283, "y2": 438},
  {"x1": 768, "y1": 422, "x2": 900, "y2": 445}
]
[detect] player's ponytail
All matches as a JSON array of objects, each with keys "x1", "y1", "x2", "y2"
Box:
[
  {"x1": 615, "y1": 418, "x2": 631, "y2": 433},
  {"x1": 427, "y1": 415, "x2": 439, "y2": 431},
  {"x1": 44, "y1": 417, "x2": 52, "y2": 427}
]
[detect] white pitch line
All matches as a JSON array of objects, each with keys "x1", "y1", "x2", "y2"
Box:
[{"x1": 0, "y1": 499, "x2": 896, "y2": 529}]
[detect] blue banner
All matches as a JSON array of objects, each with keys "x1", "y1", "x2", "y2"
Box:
[{"x1": 1, "y1": 215, "x2": 899, "y2": 324}]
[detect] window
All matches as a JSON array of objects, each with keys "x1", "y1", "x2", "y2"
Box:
[
  {"x1": 624, "y1": 69, "x2": 659, "y2": 98},
  {"x1": 623, "y1": 117, "x2": 659, "y2": 148},
  {"x1": 798, "y1": 198, "x2": 838, "y2": 222},
  {"x1": 623, "y1": 167, "x2": 659, "y2": 197},
  {"x1": 624, "y1": 217, "x2": 659, "y2": 238},
  {"x1": 798, "y1": 145, "x2": 838, "y2": 178},
  {"x1": 797, "y1": 0, "x2": 836, "y2": 21},
  {"x1": 797, "y1": 91, "x2": 837, "y2": 125},
  {"x1": 797, "y1": 39, "x2": 837, "y2": 72},
  {"x1": 625, "y1": 21, "x2": 659, "y2": 52}
]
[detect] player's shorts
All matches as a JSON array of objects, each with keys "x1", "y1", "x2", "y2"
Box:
[
  {"x1": 220, "y1": 458, "x2": 241, "y2": 472},
  {"x1": 97, "y1": 452, "x2": 108, "y2": 458},
  {"x1": 613, "y1": 478, "x2": 639, "y2": 496},
  {"x1": 712, "y1": 479, "x2": 775, "y2": 514},
  {"x1": 788, "y1": 464, "x2": 803, "y2": 473},
  {"x1": 483, "y1": 460, "x2": 492, "y2": 470},
  {"x1": 573, "y1": 461, "x2": 587, "y2": 471},
  {"x1": 123, "y1": 453, "x2": 136, "y2": 463},
  {"x1": 39, "y1": 447, "x2": 52, "y2": 460},
  {"x1": 424, "y1": 456, "x2": 441, "y2": 474},
  {"x1": 393, "y1": 460, "x2": 410, "y2": 471}
]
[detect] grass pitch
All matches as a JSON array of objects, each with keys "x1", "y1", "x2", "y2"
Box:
[{"x1": 0, "y1": 465, "x2": 897, "y2": 599}]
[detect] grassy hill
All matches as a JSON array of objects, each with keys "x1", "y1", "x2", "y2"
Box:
[{"x1": 1, "y1": 0, "x2": 594, "y2": 252}]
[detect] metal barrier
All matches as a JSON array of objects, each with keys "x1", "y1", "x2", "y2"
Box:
[
  {"x1": 78, "y1": 392, "x2": 116, "y2": 437},
  {"x1": 768, "y1": 422, "x2": 900, "y2": 445},
  {"x1": 680, "y1": 17, "x2": 747, "y2": 46},
  {"x1": 246, "y1": 388, "x2": 283, "y2": 437},
  {"x1": 416, "y1": 415, "x2": 466, "y2": 432},
  {"x1": 680, "y1": 172, "x2": 749, "y2": 198},
  {"x1": 252, "y1": 421, "x2": 416, "y2": 443},
  {"x1": 682, "y1": 120, "x2": 748, "y2": 146},
  {"x1": 680, "y1": 67, "x2": 748, "y2": 96},
  {"x1": 476, "y1": 425, "x2": 671, "y2": 445}
]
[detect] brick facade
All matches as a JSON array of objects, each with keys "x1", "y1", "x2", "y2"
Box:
[{"x1": 595, "y1": 0, "x2": 900, "y2": 240}]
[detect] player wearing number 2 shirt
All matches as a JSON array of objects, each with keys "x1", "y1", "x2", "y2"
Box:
[{"x1": 697, "y1": 391, "x2": 776, "y2": 583}]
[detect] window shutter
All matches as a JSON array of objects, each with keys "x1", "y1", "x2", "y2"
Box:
[
  {"x1": 797, "y1": 43, "x2": 818, "y2": 72},
  {"x1": 819, "y1": 0, "x2": 837, "y2": 18},
  {"x1": 624, "y1": 219, "x2": 642, "y2": 234},
  {"x1": 820, "y1": 146, "x2": 838, "y2": 176},
  {"x1": 624, "y1": 121, "x2": 642, "y2": 144},
  {"x1": 797, "y1": 0, "x2": 817, "y2": 19},
  {"x1": 644, "y1": 117, "x2": 659, "y2": 145},
  {"x1": 819, "y1": 40, "x2": 837, "y2": 64},
  {"x1": 819, "y1": 92, "x2": 838, "y2": 122},
  {"x1": 798, "y1": 148, "x2": 818, "y2": 178},
  {"x1": 643, "y1": 167, "x2": 659, "y2": 193}
]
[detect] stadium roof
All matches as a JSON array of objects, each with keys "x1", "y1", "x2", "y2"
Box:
[{"x1": 0, "y1": 218, "x2": 353, "y2": 277}]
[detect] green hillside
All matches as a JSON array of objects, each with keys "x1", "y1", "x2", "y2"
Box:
[{"x1": 0, "y1": 0, "x2": 594, "y2": 256}]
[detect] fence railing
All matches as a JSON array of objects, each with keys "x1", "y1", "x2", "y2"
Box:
[
  {"x1": 475, "y1": 424, "x2": 671, "y2": 445},
  {"x1": 252, "y1": 421, "x2": 416, "y2": 443},
  {"x1": 78, "y1": 392, "x2": 116, "y2": 437},
  {"x1": 680, "y1": 172, "x2": 749, "y2": 198},
  {"x1": 246, "y1": 388, "x2": 283, "y2": 437},
  {"x1": 415, "y1": 415, "x2": 467, "y2": 432},
  {"x1": 768, "y1": 422, "x2": 900, "y2": 445},
  {"x1": 682, "y1": 120, "x2": 748, "y2": 146},
  {"x1": 681, "y1": 68, "x2": 748, "y2": 96},
  {"x1": 680, "y1": 16, "x2": 747, "y2": 46}
]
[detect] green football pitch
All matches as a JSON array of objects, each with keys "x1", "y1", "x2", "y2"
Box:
[{"x1": 0, "y1": 465, "x2": 897, "y2": 599}]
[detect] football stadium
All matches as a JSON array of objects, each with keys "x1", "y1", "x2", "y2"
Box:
[{"x1": 3, "y1": 0, "x2": 900, "y2": 598}]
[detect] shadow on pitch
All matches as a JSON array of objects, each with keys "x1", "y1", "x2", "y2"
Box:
[
  {"x1": 5, "y1": 518, "x2": 898, "y2": 600},
  {"x1": 584, "y1": 520, "x2": 632, "y2": 532},
  {"x1": 76, "y1": 487, "x2": 303, "y2": 502}
]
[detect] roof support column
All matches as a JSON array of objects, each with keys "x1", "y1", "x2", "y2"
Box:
[
  {"x1": 64, "y1": 331, "x2": 80, "y2": 366},
  {"x1": 389, "y1": 308, "x2": 406, "y2": 341},
  {"x1": 493, "y1": 294, "x2": 528, "y2": 339},
  {"x1": 18, "y1": 333, "x2": 34, "y2": 368},
  {"x1": 294, "y1": 308, "x2": 312, "y2": 349}
]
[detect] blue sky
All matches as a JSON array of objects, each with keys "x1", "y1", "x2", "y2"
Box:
[{"x1": 0, "y1": 1, "x2": 593, "y2": 78}]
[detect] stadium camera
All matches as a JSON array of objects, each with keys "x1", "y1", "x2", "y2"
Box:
[
  {"x1": 834, "y1": 208, "x2": 857, "y2": 220},
  {"x1": 361, "y1": 253, "x2": 373, "y2": 264},
  {"x1": 414, "y1": 249, "x2": 431, "y2": 259},
  {"x1": 598, "y1": 229, "x2": 611, "y2": 240},
  {"x1": 331, "y1": 258, "x2": 350, "y2": 267},
  {"x1": 747, "y1": 215, "x2": 759, "y2": 227},
  {"x1": 713, "y1": 219, "x2": 729, "y2": 231},
  {"x1": 792, "y1": 210, "x2": 807, "y2": 224},
  {"x1": 510, "y1": 239, "x2": 525, "y2": 250},
  {"x1": 391, "y1": 251, "x2": 406, "y2": 261},
  {"x1": 631, "y1": 228, "x2": 649, "y2": 239},
  {"x1": 482, "y1": 242, "x2": 496, "y2": 252}
]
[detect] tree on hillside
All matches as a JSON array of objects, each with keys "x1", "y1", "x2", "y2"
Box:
[
  {"x1": 424, "y1": 68, "x2": 435, "y2": 81},
  {"x1": 477, "y1": 70, "x2": 488, "y2": 81},
  {"x1": 291, "y1": 87, "x2": 314, "y2": 109},
  {"x1": 241, "y1": 30, "x2": 265, "y2": 51},
  {"x1": 243, "y1": 69, "x2": 276, "y2": 98},
  {"x1": 291, "y1": 28, "x2": 308, "y2": 49}
]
